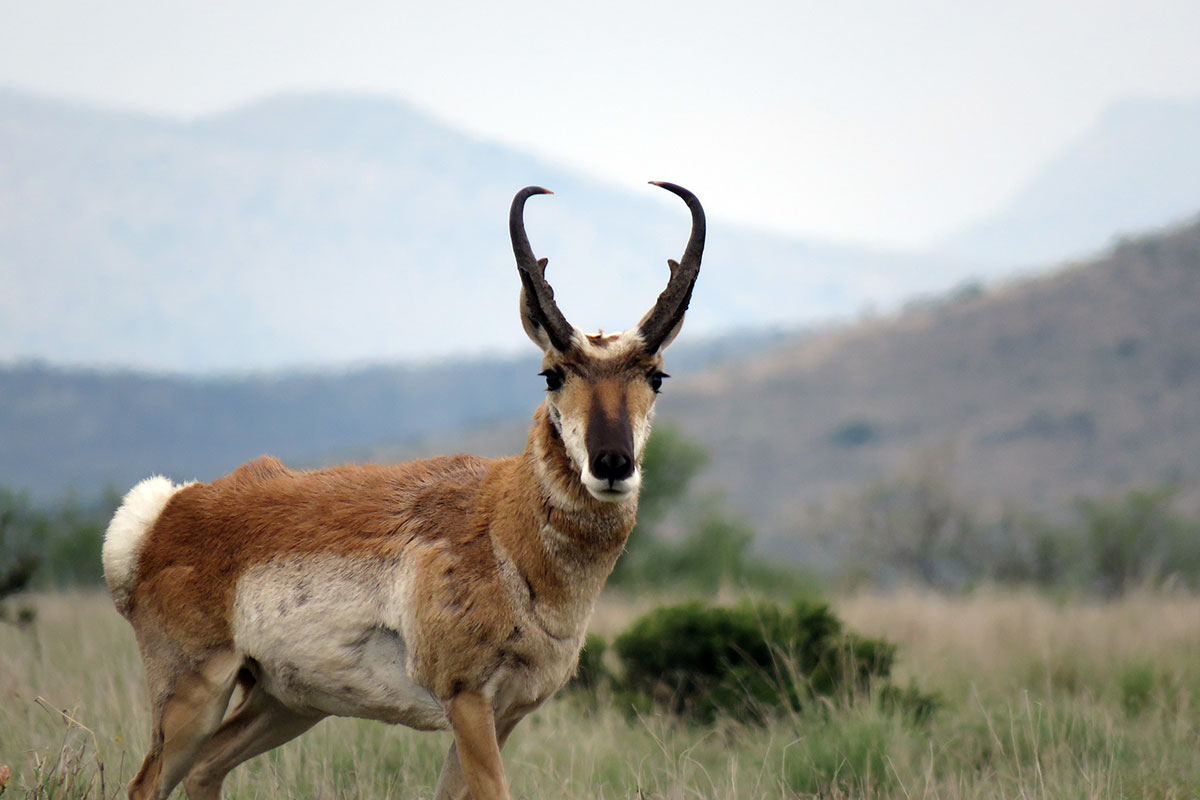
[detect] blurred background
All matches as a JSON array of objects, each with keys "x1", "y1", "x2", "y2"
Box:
[{"x1": 3, "y1": 0, "x2": 1200, "y2": 594}]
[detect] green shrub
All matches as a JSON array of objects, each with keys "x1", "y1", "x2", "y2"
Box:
[
  {"x1": 1, "y1": 489, "x2": 42, "y2": 596},
  {"x1": 0, "y1": 489, "x2": 42, "y2": 626},
  {"x1": 608, "y1": 426, "x2": 803, "y2": 592},
  {"x1": 0, "y1": 487, "x2": 118, "y2": 607},
  {"x1": 1076, "y1": 487, "x2": 1200, "y2": 596},
  {"x1": 38, "y1": 496, "x2": 110, "y2": 586},
  {"x1": 608, "y1": 600, "x2": 933, "y2": 725}
]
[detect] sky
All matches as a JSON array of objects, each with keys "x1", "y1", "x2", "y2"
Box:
[{"x1": 3, "y1": 0, "x2": 1200, "y2": 249}]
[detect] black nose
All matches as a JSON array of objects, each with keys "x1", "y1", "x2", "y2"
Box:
[{"x1": 591, "y1": 450, "x2": 634, "y2": 483}]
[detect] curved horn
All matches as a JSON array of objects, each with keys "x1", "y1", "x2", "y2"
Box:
[
  {"x1": 639, "y1": 181, "x2": 705, "y2": 353},
  {"x1": 510, "y1": 186, "x2": 575, "y2": 352}
]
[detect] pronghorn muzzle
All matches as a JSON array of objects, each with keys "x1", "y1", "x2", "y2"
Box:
[{"x1": 586, "y1": 397, "x2": 636, "y2": 488}]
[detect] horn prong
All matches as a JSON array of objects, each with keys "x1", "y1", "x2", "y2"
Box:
[
  {"x1": 511, "y1": 187, "x2": 574, "y2": 352},
  {"x1": 639, "y1": 182, "x2": 705, "y2": 353}
]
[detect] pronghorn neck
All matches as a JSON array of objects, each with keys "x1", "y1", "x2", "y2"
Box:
[
  {"x1": 490, "y1": 404, "x2": 637, "y2": 642},
  {"x1": 525, "y1": 403, "x2": 638, "y2": 562}
]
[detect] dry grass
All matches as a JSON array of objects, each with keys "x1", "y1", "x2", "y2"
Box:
[
  {"x1": 837, "y1": 586, "x2": 1200, "y2": 699},
  {"x1": 2, "y1": 588, "x2": 1198, "y2": 798}
]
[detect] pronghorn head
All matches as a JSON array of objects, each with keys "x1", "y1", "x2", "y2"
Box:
[{"x1": 511, "y1": 181, "x2": 705, "y2": 502}]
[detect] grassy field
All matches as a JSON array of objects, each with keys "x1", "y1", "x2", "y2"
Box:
[{"x1": 2, "y1": 589, "x2": 1198, "y2": 799}]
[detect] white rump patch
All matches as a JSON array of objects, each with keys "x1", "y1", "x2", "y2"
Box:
[{"x1": 103, "y1": 475, "x2": 188, "y2": 614}]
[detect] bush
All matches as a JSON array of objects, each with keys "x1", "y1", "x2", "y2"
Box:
[
  {"x1": 1075, "y1": 487, "x2": 1200, "y2": 596},
  {"x1": 0, "y1": 487, "x2": 116, "y2": 594},
  {"x1": 608, "y1": 426, "x2": 803, "y2": 592},
  {"x1": 609, "y1": 425, "x2": 708, "y2": 586},
  {"x1": 603, "y1": 600, "x2": 934, "y2": 725},
  {"x1": 0, "y1": 489, "x2": 43, "y2": 627},
  {"x1": 828, "y1": 448, "x2": 1200, "y2": 596},
  {"x1": 1, "y1": 489, "x2": 42, "y2": 594}
]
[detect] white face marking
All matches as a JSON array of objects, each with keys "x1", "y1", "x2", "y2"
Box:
[
  {"x1": 546, "y1": 328, "x2": 651, "y2": 503},
  {"x1": 579, "y1": 460, "x2": 642, "y2": 502},
  {"x1": 553, "y1": 404, "x2": 641, "y2": 502},
  {"x1": 632, "y1": 405, "x2": 655, "y2": 460}
]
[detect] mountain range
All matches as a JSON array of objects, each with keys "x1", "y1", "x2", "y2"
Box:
[
  {"x1": 364, "y1": 218, "x2": 1200, "y2": 542},
  {"x1": 940, "y1": 96, "x2": 1200, "y2": 267},
  {"x1": 0, "y1": 89, "x2": 967, "y2": 373},
  {"x1": 3, "y1": 218, "x2": 1197, "y2": 538},
  {"x1": 3, "y1": 88, "x2": 1200, "y2": 546},
  {"x1": 6, "y1": 90, "x2": 1200, "y2": 373}
]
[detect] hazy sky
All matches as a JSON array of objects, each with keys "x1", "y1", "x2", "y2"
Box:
[{"x1": 4, "y1": 0, "x2": 1200, "y2": 248}]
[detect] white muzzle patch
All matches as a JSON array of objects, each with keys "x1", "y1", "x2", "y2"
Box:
[
  {"x1": 580, "y1": 465, "x2": 641, "y2": 503},
  {"x1": 549, "y1": 403, "x2": 642, "y2": 503}
]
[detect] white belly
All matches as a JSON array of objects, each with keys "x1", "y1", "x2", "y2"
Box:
[{"x1": 231, "y1": 556, "x2": 448, "y2": 730}]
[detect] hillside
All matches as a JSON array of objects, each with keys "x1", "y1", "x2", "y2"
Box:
[
  {"x1": 0, "y1": 89, "x2": 966, "y2": 372},
  {"x1": 0, "y1": 332, "x2": 780, "y2": 499},
  {"x1": 3, "y1": 220, "x2": 1197, "y2": 548},
  {"x1": 941, "y1": 96, "x2": 1200, "y2": 268},
  {"x1": 665, "y1": 218, "x2": 1200, "y2": 535},
  {"x1": 366, "y1": 219, "x2": 1200, "y2": 540}
]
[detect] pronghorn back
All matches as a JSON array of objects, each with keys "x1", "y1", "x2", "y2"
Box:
[{"x1": 125, "y1": 454, "x2": 494, "y2": 650}]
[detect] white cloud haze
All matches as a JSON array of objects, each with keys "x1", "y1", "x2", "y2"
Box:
[{"x1": 3, "y1": 0, "x2": 1200, "y2": 247}]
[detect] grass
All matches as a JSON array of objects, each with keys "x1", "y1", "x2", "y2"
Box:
[{"x1": 2, "y1": 588, "x2": 1199, "y2": 798}]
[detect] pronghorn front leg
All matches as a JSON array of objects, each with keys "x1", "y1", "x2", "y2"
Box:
[{"x1": 435, "y1": 691, "x2": 512, "y2": 800}]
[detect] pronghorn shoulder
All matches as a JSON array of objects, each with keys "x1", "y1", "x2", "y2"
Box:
[{"x1": 227, "y1": 454, "x2": 293, "y2": 484}]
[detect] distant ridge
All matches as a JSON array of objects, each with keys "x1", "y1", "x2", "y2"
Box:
[
  {"x1": 940, "y1": 96, "x2": 1200, "y2": 268},
  {"x1": 666, "y1": 217, "x2": 1200, "y2": 534},
  {"x1": 0, "y1": 330, "x2": 782, "y2": 499},
  {"x1": 363, "y1": 218, "x2": 1200, "y2": 538},
  {"x1": 2, "y1": 218, "x2": 1197, "y2": 544},
  {"x1": 0, "y1": 88, "x2": 967, "y2": 372}
]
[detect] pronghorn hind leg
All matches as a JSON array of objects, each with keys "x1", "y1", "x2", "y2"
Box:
[
  {"x1": 181, "y1": 681, "x2": 323, "y2": 800},
  {"x1": 127, "y1": 649, "x2": 241, "y2": 800},
  {"x1": 434, "y1": 697, "x2": 521, "y2": 800}
]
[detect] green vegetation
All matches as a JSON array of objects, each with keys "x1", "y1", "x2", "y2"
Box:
[
  {"x1": 2, "y1": 487, "x2": 112, "y2": 628},
  {"x1": 832, "y1": 451, "x2": 1200, "y2": 597},
  {"x1": 4, "y1": 590, "x2": 1199, "y2": 798},
  {"x1": 3, "y1": 428, "x2": 1200, "y2": 796},
  {"x1": 0, "y1": 488, "x2": 114, "y2": 594},
  {"x1": 0, "y1": 490, "x2": 40, "y2": 604},
  {"x1": 593, "y1": 599, "x2": 935, "y2": 726},
  {"x1": 609, "y1": 425, "x2": 806, "y2": 593}
]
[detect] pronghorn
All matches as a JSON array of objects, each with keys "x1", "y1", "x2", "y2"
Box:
[{"x1": 102, "y1": 182, "x2": 705, "y2": 800}]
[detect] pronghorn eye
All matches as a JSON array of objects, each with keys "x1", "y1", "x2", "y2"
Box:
[
  {"x1": 648, "y1": 371, "x2": 669, "y2": 393},
  {"x1": 540, "y1": 369, "x2": 565, "y2": 392}
]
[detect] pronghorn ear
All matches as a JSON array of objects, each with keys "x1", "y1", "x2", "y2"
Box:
[
  {"x1": 637, "y1": 259, "x2": 687, "y2": 354},
  {"x1": 519, "y1": 260, "x2": 555, "y2": 352}
]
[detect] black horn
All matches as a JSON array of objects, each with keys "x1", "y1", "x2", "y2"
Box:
[
  {"x1": 511, "y1": 186, "x2": 575, "y2": 353},
  {"x1": 639, "y1": 181, "x2": 705, "y2": 354}
]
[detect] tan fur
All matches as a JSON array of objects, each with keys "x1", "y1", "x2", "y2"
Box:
[
  {"x1": 108, "y1": 184, "x2": 702, "y2": 800},
  {"x1": 115, "y1": 387, "x2": 651, "y2": 799}
]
